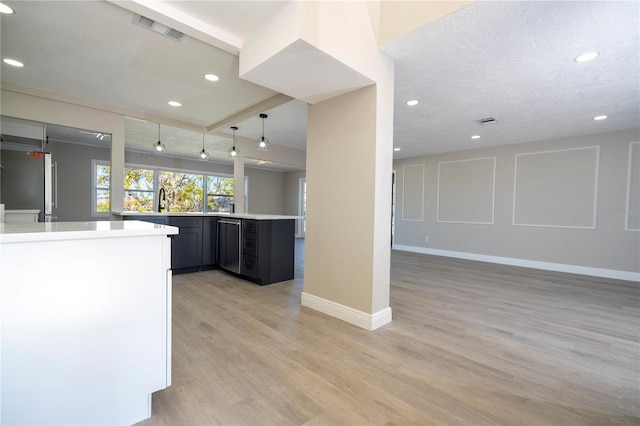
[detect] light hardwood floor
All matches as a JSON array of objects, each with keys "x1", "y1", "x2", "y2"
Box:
[{"x1": 138, "y1": 240, "x2": 639, "y2": 425}]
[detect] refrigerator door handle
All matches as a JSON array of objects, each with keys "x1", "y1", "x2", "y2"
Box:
[
  {"x1": 43, "y1": 153, "x2": 53, "y2": 219},
  {"x1": 54, "y1": 160, "x2": 58, "y2": 209}
]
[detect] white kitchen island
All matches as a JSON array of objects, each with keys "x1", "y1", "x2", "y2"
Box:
[{"x1": 0, "y1": 221, "x2": 178, "y2": 425}]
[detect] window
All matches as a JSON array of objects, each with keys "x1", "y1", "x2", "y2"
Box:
[
  {"x1": 206, "y1": 175, "x2": 235, "y2": 212},
  {"x1": 125, "y1": 167, "x2": 154, "y2": 212},
  {"x1": 93, "y1": 160, "x2": 110, "y2": 216},
  {"x1": 158, "y1": 170, "x2": 204, "y2": 212},
  {"x1": 92, "y1": 161, "x2": 235, "y2": 214}
]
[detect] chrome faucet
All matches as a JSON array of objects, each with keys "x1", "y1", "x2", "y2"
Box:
[{"x1": 158, "y1": 188, "x2": 166, "y2": 212}]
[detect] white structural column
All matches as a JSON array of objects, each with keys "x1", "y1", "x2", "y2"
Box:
[
  {"x1": 110, "y1": 120, "x2": 125, "y2": 214},
  {"x1": 233, "y1": 154, "x2": 245, "y2": 214},
  {"x1": 303, "y1": 81, "x2": 394, "y2": 330},
  {"x1": 240, "y1": 1, "x2": 394, "y2": 330}
]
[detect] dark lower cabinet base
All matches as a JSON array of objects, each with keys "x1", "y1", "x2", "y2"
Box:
[
  {"x1": 217, "y1": 269, "x2": 292, "y2": 286},
  {"x1": 199, "y1": 264, "x2": 218, "y2": 272},
  {"x1": 173, "y1": 266, "x2": 202, "y2": 275},
  {"x1": 218, "y1": 219, "x2": 295, "y2": 285},
  {"x1": 241, "y1": 219, "x2": 295, "y2": 285},
  {"x1": 124, "y1": 215, "x2": 295, "y2": 284}
]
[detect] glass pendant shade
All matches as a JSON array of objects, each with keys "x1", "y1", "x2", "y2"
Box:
[
  {"x1": 229, "y1": 126, "x2": 240, "y2": 158},
  {"x1": 153, "y1": 123, "x2": 165, "y2": 152},
  {"x1": 199, "y1": 133, "x2": 209, "y2": 159},
  {"x1": 257, "y1": 136, "x2": 269, "y2": 151},
  {"x1": 256, "y1": 113, "x2": 270, "y2": 151}
]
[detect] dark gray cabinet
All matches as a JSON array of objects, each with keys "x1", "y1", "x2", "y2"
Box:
[
  {"x1": 201, "y1": 217, "x2": 219, "y2": 269},
  {"x1": 169, "y1": 217, "x2": 202, "y2": 272},
  {"x1": 127, "y1": 215, "x2": 168, "y2": 225},
  {"x1": 123, "y1": 215, "x2": 218, "y2": 274},
  {"x1": 241, "y1": 220, "x2": 259, "y2": 279},
  {"x1": 122, "y1": 215, "x2": 295, "y2": 283},
  {"x1": 240, "y1": 219, "x2": 295, "y2": 285}
]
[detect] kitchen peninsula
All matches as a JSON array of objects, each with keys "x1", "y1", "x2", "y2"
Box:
[
  {"x1": 119, "y1": 212, "x2": 299, "y2": 284},
  {"x1": 0, "y1": 221, "x2": 178, "y2": 425}
]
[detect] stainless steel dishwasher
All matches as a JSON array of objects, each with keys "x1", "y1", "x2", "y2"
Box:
[{"x1": 217, "y1": 218, "x2": 242, "y2": 274}]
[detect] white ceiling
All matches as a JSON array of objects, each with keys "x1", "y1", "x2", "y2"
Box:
[{"x1": 0, "y1": 1, "x2": 638, "y2": 164}]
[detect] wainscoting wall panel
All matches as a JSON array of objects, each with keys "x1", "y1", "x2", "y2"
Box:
[
  {"x1": 392, "y1": 129, "x2": 639, "y2": 276},
  {"x1": 402, "y1": 164, "x2": 424, "y2": 221},
  {"x1": 513, "y1": 146, "x2": 599, "y2": 229},
  {"x1": 625, "y1": 141, "x2": 640, "y2": 231},
  {"x1": 437, "y1": 157, "x2": 495, "y2": 224}
]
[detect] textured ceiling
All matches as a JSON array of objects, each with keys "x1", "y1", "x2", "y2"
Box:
[
  {"x1": 382, "y1": 0, "x2": 640, "y2": 158},
  {"x1": 1, "y1": 0, "x2": 638, "y2": 165}
]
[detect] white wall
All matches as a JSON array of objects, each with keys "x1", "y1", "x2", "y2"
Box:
[
  {"x1": 283, "y1": 169, "x2": 306, "y2": 236},
  {"x1": 245, "y1": 167, "x2": 285, "y2": 214},
  {"x1": 393, "y1": 129, "x2": 640, "y2": 279}
]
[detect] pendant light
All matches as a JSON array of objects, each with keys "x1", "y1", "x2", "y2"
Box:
[
  {"x1": 153, "y1": 123, "x2": 165, "y2": 152},
  {"x1": 199, "y1": 132, "x2": 209, "y2": 159},
  {"x1": 228, "y1": 126, "x2": 240, "y2": 158},
  {"x1": 256, "y1": 113, "x2": 270, "y2": 151}
]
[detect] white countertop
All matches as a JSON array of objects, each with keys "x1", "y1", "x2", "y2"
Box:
[
  {"x1": 5, "y1": 209, "x2": 41, "y2": 214},
  {"x1": 115, "y1": 212, "x2": 303, "y2": 220},
  {"x1": 0, "y1": 220, "x2": 179, "y2": 244}
]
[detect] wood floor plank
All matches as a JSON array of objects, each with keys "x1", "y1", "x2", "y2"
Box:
[{"x1": 137, "y1": 241, "x2": 639, "y2": 425}]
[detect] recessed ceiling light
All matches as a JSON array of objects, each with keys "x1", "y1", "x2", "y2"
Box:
[
  {"x1": 204, "y1": 74, "x2": 219, "y2": 82},
  {"x1": 0, "y1": 2, "x2": 15, "y2": 14},
  {"x1": 168, "y1": 101, "x2": 181, "y2": 107},
  {"x1": 3, "y1": 58, "x2": 24, "y2": 67},
  {"x1": 406, "y1": 100, "x2": 419, "y2": 106},
  {"x1": 471, "y1": 135, "x2": 481, "y2": 139},
  {"x1": 394, "y1": 147, "x2": 401, "y2": 152},
  {"x1": 574, "y1": 52, "x2": 599, "y2": 63},
  {"x1": 593, "y1": 115, "x2": 608, "y2": 121}
]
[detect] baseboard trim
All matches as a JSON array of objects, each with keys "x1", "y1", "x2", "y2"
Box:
[
  {"x1": 301, "y1": 292, "x2": 392, "y2": 331},
  {"x1": 392, "y1": 244, "x2": 640, "y2": 282}
]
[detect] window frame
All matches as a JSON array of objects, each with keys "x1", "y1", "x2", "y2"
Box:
[
  {"x1": 92, "y1": 159, "x2": 111, "y2": 218},
  {"x1": 92, "y1": 160, "x2": 238, "y2": 214},
  {"x1": 124, "y1": 164, "x2": 156, "y2": 213}
]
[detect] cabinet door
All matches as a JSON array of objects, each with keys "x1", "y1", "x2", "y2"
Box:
[
  {"x1": 201, "y1": 217, "x2": 218, "y2": 268},
  {"x1": 241, "y1": 253, "x2": 259, "y2": 279},
  {"x1": 170, "y1": 227, "x2": 202, "y2": 270},
  {"x1": 242, "y1": 219, "x2": 257, "y2": 233},
  {"x1": 242, "y1": 231, "x2": 258, "y2": 256}
]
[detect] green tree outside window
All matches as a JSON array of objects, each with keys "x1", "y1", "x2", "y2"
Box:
[
  {"x1": 159, "y1": 171, "x2": 204, "y2": 212},
  {"x1": 124, "y1": 168, "x2": 154, "y2": 212},
  {"x1": 94, "y1": 162, "x2": 234, "y2": 214},
  {"x1": 96, "y1": 164, "x2": 110, "y2": 213},
  {"x1": 206, "y1": 176, "x2": 234, "y2": 212}
]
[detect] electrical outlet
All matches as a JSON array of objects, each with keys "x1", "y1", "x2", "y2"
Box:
[{"x1": 424, "y1": 236, "x2": 429, "y2": 242}]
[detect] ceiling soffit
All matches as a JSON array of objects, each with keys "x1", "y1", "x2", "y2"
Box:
[{"x1": 239, "y1": 1, "x2": 383, "y2": 104}]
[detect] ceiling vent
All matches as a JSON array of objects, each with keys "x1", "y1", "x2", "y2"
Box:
[
  {"x1": 132, "y1": 14, "x2": 184, "y2": 42},
  {"x1": 475, "y1": 117, "x2": 499, "y2": 126}
]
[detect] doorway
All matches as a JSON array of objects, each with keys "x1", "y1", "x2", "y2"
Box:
[{"x1": 391, "y1": 170, "x2": 396, "y2": 246}]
